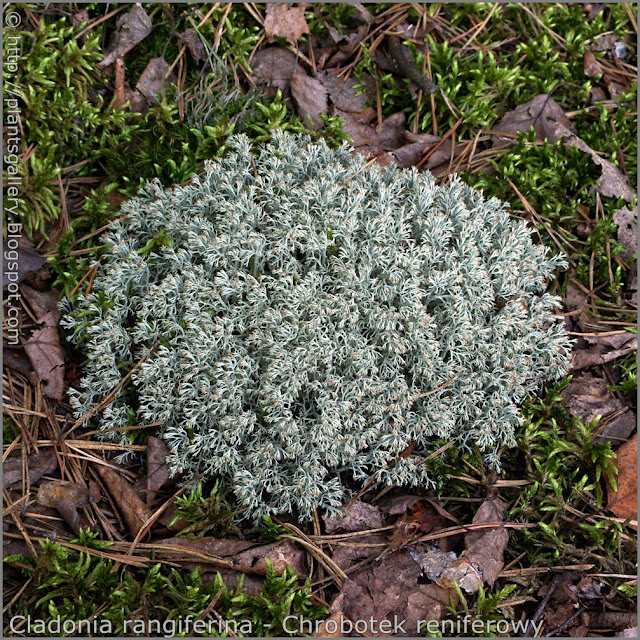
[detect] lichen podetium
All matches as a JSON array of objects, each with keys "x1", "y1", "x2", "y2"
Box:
[{"x1": 62, "y1": 132, "x2": 572, "y2": 520}]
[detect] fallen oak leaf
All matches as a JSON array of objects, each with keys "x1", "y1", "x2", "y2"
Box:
[
  {"x1": 613, "y1": 205, "x2": 637, "y2": 260},
  {"x1": 264, "y1": 3, "x2": 309, "y2": 46},
  {"x1": 571, "y1": 337, "x2": 637, "y2": 370},
  {"x1": 94, "y1": 464, "x2": 153, "y2": 538}
]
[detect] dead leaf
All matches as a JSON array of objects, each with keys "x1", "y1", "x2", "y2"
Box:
[
  {"x1": 338, "y1": 110, "x2": 407, "y2": 156},
  {"x1": 24, "y1": 312, "x2": 65, "y2": 402},
  {"x1": 2, "y1": 241, "x2": 47, "y2": 290},
  {"x1": 613, "y1": 205, "x2": 637, "y2": 260},
  {"x1": 290, "y1": 69, "x2": 328, "y2": 130},
  {"x1": 181, "y1": 28, "x2": 207, "y2": 63},
  {"x1": 250, "y1": 47, "x2": 303, "y2": 97},
  {"x1": 136, "y1": 57, "x2": 175, "y2": 101},
  {"x1": 3, "y1": 346, "x2": 35, "y2": 379},
  {"x1": 318, "y1": 70, "x2": 375, "y2": 121},
  {"x1": 461, "y1": 498, "x2": 508, "y2": 588},
  {"x1": 492, "y1": 94, "x2": 574, "y2": 148},
  {"x1": 411, "y1": 547, "x2": 482, "y2": 593},
  {"x1": 331, "y1": 550, "x2": 456, "y2": 634},
  {"x1": 389, "y1": 500, "x2": 448, "y2": 550},
  {"x1": 37, "y1": 480, "x2": 89, "y2": 508},
  {"x1": 264, "y1": 3, "x2": 309, "y2": 46},
  {"x1": 20, "y1": 284, "x2": 60, "y2": 323},
  {"x1": 607, "y1": 433, "x2": 637, "y2": 528},
  {"x1": 571, "y1": 337, "x2": 636, "y2": 370},
  {"x1": 561, "y1": 375, "x2": 637, "y2": 443},
  {"x1": 37, "y1": 480, "x2": 90, "y2": 534},
  {"x1": 98, "y1": 4, "x2": 153, "y2": 69},
  {"x1": 551, "y1": 120, "x2": 637, "y2": 202},
  {"x1": 584, "y1": 50, "x2": 604, "y2": 77},
  {"x1": 324, "y1": 500, "x2": 384, "y2": 533},
  {"x1": 3, "y1": 450, "x2": 59, "y2": 490},
  {"x1": 322, "y1": 23, "x2": 370, "y2": 67},
  {"x1": 146, "y1": 436, "x2": 171, "y2": 503},
  {"x1": 72, "y1": 9, "x2": 89, "y2": 30},
  {"x1": 154, "y1": 537, "x2": 307, "y2": 578},
  {"x1": 95, "y1": 464, "x2": 152, "y2": 538}
]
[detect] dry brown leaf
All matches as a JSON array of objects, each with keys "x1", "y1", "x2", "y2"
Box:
[
  {"x1": 552, "y1": 120, "x2": 637, "y2": 202},
  {"x1": 20, "y1": 284, "x2": 60, "y2": 323},
  {"x1": 37, "y1": 480, "x2": 89, "y2": 508},
  {"x1": 264, "y1": 3, "x2": 309, "y2": 46},
  {"x1": 331, "y1": 550, "x2": 456, "y2": 635},
  {"x1": 411, "y1": 547, "x2": 482, "y2": 593},
  {"x1": 561, "y1": 375, "x2": 637, "y2": 443},
  {"x1": 492, "y1": 94, "x2": 574, "y2": 147},
  {"x1": 461, "y1": 498, "x2": 508, "y2": 588},
  {"x1": 389, "y1": 500, "x2": 448, "y2": 550},
  {"x1": 37, "y1": 480, "x2": 90, "y2": 534},
  {"x1": 136, "y1": 57, "x2": 175, "y2": 100},
  {"x1": 290, "y1": 69, "x2": 328, "y2": 130},
  {"x1": 154, "y1": 537, "x2": 307, "y2": 578},
  {"x1": 250, "y1": 47, "x2": 303, "y2": 97},
  {"x1": 146, "y1": 436, "x2": 171, "y2": 503},
  {"x1": 324, "y1": 500, "x2": 384, "y2": 533},
  {"x1": 607, "y1": 433, "x2": 637, "y2": 528},
  {"x1": 95, "y1": 465, "x2": 152, "y2": 538},
  {"x1": 24, "y1": 312, "x2": 65, "y2": 402},
  {"x1": 583, "y1": 50, "x2": 604, "y2": 77},
  {"x1": 98, "y1": 4, "x2": 152, "y2": 69},
  {"x1": 613, "y1": 205, "x2": 638, "y2": 260},
  {"x1": 3, "y1": 450, "x2": 58, "y2": 490},
  {"x1": 318, "y1": 70, "x2": 374, "y2": 121},
  {"x1": 181, "y1": 28, "x2": 207, "y2": 63},
  {"x1": 571, "y1": 338, "x2": 637, "y2": 370},
  {"x1": 2, "y1": 240, "x2": 47, "y2": 290}
]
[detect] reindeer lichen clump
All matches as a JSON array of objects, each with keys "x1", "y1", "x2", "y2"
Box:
[{"x1": 62, "y1": 132, "x2": 571, "y2": 519}]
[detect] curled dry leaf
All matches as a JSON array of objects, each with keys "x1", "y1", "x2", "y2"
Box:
[
  {"x1": 98, "y1": 4, "x2": 152, "y2": 69},
  {"x1": 461, "y1": 498, "x2": 509, "y2": 588},
  {"x1": 95, "y1": 464, "x2": 152, "y2": 538},
  {"x1": 264, "y1": 3, "x2": 309, "y2": 46},
  {"x1": 290, "y1": 69, "x2": 328, "y2": 130},
  {"x1": 3, "y1": 450, "x2": 59, "y2": 490},
  {"x1": 146, "y1": 435, "x2": 171, "y2": 503},
  {"x1": 607, "y1": 433, "x2": 637, "y2": 529},
  {"x1": 24, "y1": 311, "x2": 65, "y2": 402},
  {"x1": 318, "y1": 70, "x2": 375, "y2": 121}
]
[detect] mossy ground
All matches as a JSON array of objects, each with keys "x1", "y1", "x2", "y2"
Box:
[{"x1": 3, "y1": 2, "x2": 637, "y2": 636}]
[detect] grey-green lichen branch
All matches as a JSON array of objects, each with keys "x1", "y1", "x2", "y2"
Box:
[{"x1": 61, "y1": 132, "x2": 572, "y2": 520}]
